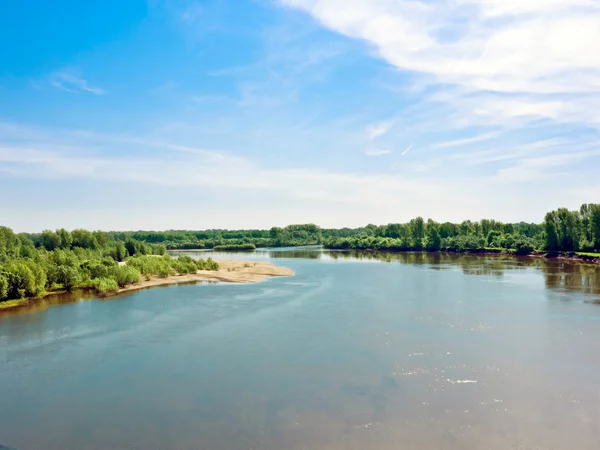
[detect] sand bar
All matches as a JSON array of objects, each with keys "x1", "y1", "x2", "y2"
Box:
[{"x1": 115, "y1": 259, "x2": 294, "y2": 295}]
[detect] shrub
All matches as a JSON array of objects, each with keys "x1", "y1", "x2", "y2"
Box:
[
  {"x1": 108, "y1": 265, "x2": 141, "y2": 287},
  {"x1": 90, "y1": 277, "x2": 120, "y2": 295}
]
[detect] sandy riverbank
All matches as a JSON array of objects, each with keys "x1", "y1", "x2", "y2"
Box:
[
  {"x1": 113, "y1": 259, "x2": 294, "y2": 295},
  {"x1": 0, "y1": 260, "x2": 294, "y2": 313}
]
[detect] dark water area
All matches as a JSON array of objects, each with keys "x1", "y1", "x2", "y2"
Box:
[{"x1": 1, "y1": 250, "x2": 600, "y2": 449}]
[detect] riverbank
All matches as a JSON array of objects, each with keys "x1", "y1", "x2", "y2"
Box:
[
  {"x1": 325, "y1": 247, "x2": 600, "y2": 264},
  {"x1": 0, "y1": 260, "x2": 294, "y2": 313},
  {"x1": 114, "y1": 259, "x2": 294, "y2": 296}
]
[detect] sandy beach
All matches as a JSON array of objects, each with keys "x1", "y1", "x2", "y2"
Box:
[
  {"x1": 0, "y1": 260, "x2": 294, "y2": 313},
  {"x1": 114, "y1": 259, "x2": 294, "y2": 295}
]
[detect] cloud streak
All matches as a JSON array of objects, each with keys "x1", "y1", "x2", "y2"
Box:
[{"x1": 48, "y1": 70, "x2": 106, "y2": 95}]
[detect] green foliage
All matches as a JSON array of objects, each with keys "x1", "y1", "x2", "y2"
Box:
[
  {"x1": 90, "y1": 277, "x2": 120, "y2": 295},
  {"x1": 55, "y1": 265, "x2": 81, "y2": 290},
  {"x1": 0, "y1": 273, "x2": 8, "y2": 300},
  {"x1": 213, "y1": 243, "x2": 256, "y2": 251},
  {"x1": 108, "y1": 265, "x2": 141, "y2": 287},
  {"x1": 1, "y1": 204, "x2": 598, "y2": 304},
  {"x1": 126, "y1": 255, "x2": 219, "y2": 277},
  {"x1": 196, "y1": 257, "x2": 219, "y2": 271},
  {"x1": 424, "y1": 220, "x2": 441, "y2": 251},
  {"x1": 2, "y1": 259, "x2": 46, "y2": 299},
  {"x1": 41, "y1": 230, "x2": 61, "y2": 251},
  {"x1": 513, "y1": 237, "x2": 535, "y2": 255}
]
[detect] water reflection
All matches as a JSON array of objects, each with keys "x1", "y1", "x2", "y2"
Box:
[
  {"x1": 4, "y1": 251, "x2": 599, "y2": 319},
  {"x1": 269, "y1": 249, "x2": 600, "y2": 297}
]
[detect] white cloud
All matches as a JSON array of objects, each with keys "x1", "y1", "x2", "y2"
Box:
[
  {"x1": 48, "y1": 70, "x2": 106, "y2": 95},
  {"x1": 364, "y1": 147, "x2": 391, "y2": 156},
  {"x1": 434, "y1": 131, "x2": 501, "y2": 149},
  {"x1": 280, "y1": 0, "x2": 600, "y2": 129},
  {"x1": 366, "y1": 121, "x2": 392, "y2": 140}
]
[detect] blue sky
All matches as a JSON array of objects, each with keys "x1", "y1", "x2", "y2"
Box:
[{"x1": 1, "y1": 0, "x2": 599, "y2": 232}]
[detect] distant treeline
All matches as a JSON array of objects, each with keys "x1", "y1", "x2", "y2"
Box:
[
  {"x1": 2, "y1": 203, "x2": 599, "y2": 304},
  {"x1": 324, "y1": 204, "x2": 600, "y2": 254},
  {"x1": 104, "y1": 224, "x2": 322, "y2": 250},
  {"x1": 0, "y1": 228, "x2": 217, "y2": 304}
]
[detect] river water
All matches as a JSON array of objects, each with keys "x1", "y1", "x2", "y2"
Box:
[{"x1": 1, "y1": 250, "x2": 600, "y2": 449}]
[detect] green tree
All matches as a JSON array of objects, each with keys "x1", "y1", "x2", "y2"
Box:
[
  {"x1": 56, "y1": 228, "x2": 73, "y2": 249},
  {"x1": 544, "y1": 212, "x2": 559, "y2": 251},
  {"x1": 56, "y1": 265, "x2": 80, "y2": 290},
  {"x1": 72, "y1": 229, "x2": 99, "y2": 249},
  {"x1": 41, "y1": 230, "x2": 61, "y2": 251},
  {"x1": 115, "y1": 241, "x2": 128, "y2": 261},
  {"x1": 589, "y1": 204, "x2": 600, "y2": 250},
  {"x1": 409, "y1": 217, "x2": 425, "y2": 250},
  {"x1": 424, "y1": 220, "x2": 441, "y2": 251},
  {"x1": 0, "y1": 272, "x2": 8, "y2": 300}
]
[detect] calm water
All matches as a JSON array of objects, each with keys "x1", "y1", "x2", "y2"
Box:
[{"x1": 1, "y1": 250, "x2": 600, "y2": 450}]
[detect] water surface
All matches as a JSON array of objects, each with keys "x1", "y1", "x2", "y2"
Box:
[{"x1": 1, "y1": 250, "x2": 600, "y2": 449}]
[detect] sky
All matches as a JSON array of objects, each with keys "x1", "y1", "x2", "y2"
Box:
[{"x1": 1, "y1": 0, "x2": 599, "y2": 232}]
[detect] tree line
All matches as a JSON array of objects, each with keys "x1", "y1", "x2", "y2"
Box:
[
  {"x1": 0, "y1": 227, "x2": 218, "y2": 304},
  {"x1": 101, "y1": 224, "x2": 322, "y2": 250},
  {"x1": 324, "y1": 204, "x2": 600, "y2": 254},
  {"x1": 2, "y1": 203, "x2": 598, "y2": 304}
]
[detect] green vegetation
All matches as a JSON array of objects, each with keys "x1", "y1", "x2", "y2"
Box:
[
  {"x1": 0, "y1": 227, "x2": 219, "y2": 305},
  {"x1": 324, "y1": 203, "x2": 600, "y2": 255},
  {"x1": 106, "y1": 224, "x2": 322, "y2": 250},
  {"x1": 2, "y1": 203, "x2": 598, "y2": 307},
  {"x1": 213, "y1": 243, "x2": 256, "y2": 251},
  {"x1": 577, "y1": 252, "x2": 600, "y2": 258}
]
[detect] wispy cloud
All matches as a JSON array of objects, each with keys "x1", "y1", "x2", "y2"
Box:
[
  {"x1": 401, "y1": 144, "x2": 414, "y2": 156},
  {"x1": 48, "y1": 70, "x2": 106, "y2": 95},
  {"x1": 434, "y1": 132, "x2": 502, "y2": 149},
  {"x1": 367, "y1": 121, "x2": 392, "y2": 140},
  {"x1": 364, "y1": 148, "x2": 391, "y2": 156},
  {"x1": 1, "y1": 121, "x2": 598, "y2": 229},
  {"x1": 280, "y1": 0, "x2": 600, "y2": 132}
]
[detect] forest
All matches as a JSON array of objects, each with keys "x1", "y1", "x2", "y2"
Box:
[
  {"x1": 1, "y1": 203, "x2": 599, "y2": 305},
  {"x1": 0, "y1": 228, "x2": 218, "y2": 305},
  {"x1": 324, "y1": 204, "x2": 600, "y2": 254}
]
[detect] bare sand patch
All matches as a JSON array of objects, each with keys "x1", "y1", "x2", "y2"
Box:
[{"x1": 115, "y1": 259, "x2": 294, "y2": 295}]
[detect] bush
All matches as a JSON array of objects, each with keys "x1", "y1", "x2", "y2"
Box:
[
  {"x1": 90, "y1": 277, "x2": 120, "y2": 295},
  {"x1": 213, "y1": 243, "x2": 256, "y2": 251},
  {"x1": 108, "y1": 265, "x2": 141, "y2": 287},
  {"x1": 0, "y1": 273, "x2": 8, "y2": 300},
  {"x1": 56, "y1": 265, "x2": 80, "y2": 290},
  {"x1": 196, "y1": 258, "x2": 219, "y2": 271},
  {"x1": 513, "y1": 238, "x2": 535, "y2": 255}
]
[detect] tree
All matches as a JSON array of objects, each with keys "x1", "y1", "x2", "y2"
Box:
[
  {"x1": 56, "y1": 228, "x2": 72, "y2": 249},
  {"x1": 72, "y1": 229, "x2": 99, "y2": 249},
  {"x1": 56, "y1": 265, "x2": 80, "y2": 290},
  {"x1": 0, "y1": 272, "x2": 8, "y2": 300},
  {"x1": 556, "y1": 208, "x2": 580, "y2": 251},
  {"x1": 41, "y1": 230, "x2": 61, "y2": 251},
  {"x1": 424, "y1": 220, "x2": 441, "y2": 251},
  {"x1": 409, "y1": 217, "x2": 425, "y2": 250},
  {"x1": 589, "y1": 204, "x2": 600, "y2": 250},
  {"x1": 487, "y1": 230, "x2": 502, "y2": 246},
  {"x1": 115, "y1": 241, "x2": 128, "y2": 261},
  {"x1": 544, "y1": 212, "x2": 559, "y2": 251},
  {"x1": 0, "y1": 227, "x2": 21, "y2": 257}
]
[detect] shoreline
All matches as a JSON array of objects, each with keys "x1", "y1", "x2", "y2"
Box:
[
  {"x1": 0, "y1": 260, "x2": 294, "y2": 314},
  {"x1": 112, "y1": 259, "x2": 294, "y2": 296},
  {"x1": 325, "y1": 248, "x2": 600, "y2": 264}
]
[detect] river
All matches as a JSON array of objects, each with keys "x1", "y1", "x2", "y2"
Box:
[{"x1": 1, "y1": 250, "x2": 599, "y2": 449}]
